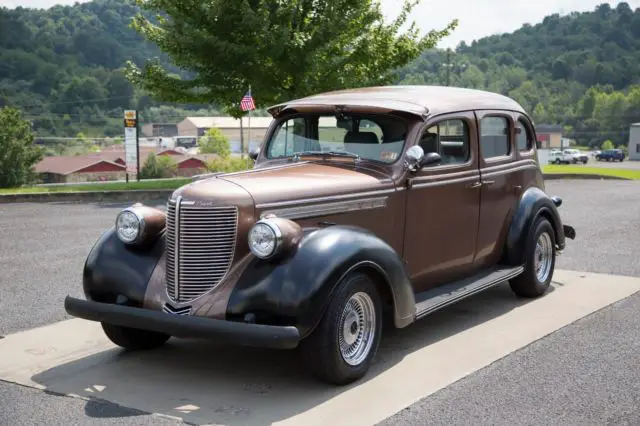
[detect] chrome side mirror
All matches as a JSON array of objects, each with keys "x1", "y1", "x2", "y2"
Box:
[
  {"x1": 405, "y1": 145, "x2": 425, "y2": 172},
  {"x1": 405, "y1": 145, "x2": 442, "y2": 172}
]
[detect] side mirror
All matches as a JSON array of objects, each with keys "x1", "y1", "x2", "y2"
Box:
[
  {"x1": 535, "y1": 140, "x2": 541, "y2": 149},
  {"x1": 422, "y1": 151, "x2": 442, "y2": 167},
  {"x1": 404, "y1": 145, "x2": 424, "y2": 172},
  {"x1": 249, "y1": 146, "x2": 260, "y2": 161},
  {"x1": 405, "y1": 146, "x2": 442, "y2": 172}
]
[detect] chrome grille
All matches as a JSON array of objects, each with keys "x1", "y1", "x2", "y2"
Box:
[
  {"x1": 165, "y1": 197, "x2": 238, "y2": 303},
  {"x1": 163, "y1": 303, "x2": 191, "y2": 316}
]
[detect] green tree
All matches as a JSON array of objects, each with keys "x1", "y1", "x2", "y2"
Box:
[
  {"x1": 156, "y1": 155, "x2": 178, "y2": 177},
  {"x1": 199, "y1": 128, "x2": 231, "y2": 158},
  {"x1": 140, "y1": 152, "x2": 160, "y2": 178},
  {"x1": 0, "y1": 107, "x2": 44, "y2": 188},
  {"x1": 140, "y1": 153, "x2": 178, "y2": 178},
  {"x1": 601, "y1": 139, "x2": 615, "y2": 150},
  {"x1": 126, "y1": 0, "x2": 458, "y2": 116}
]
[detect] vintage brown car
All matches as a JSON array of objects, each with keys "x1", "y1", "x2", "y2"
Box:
[{"x1": 65, "y1": 85, "x2": 576, "y2": 385}]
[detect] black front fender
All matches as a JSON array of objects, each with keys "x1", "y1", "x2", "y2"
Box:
[
  {"x1": 504, "y1": 186, "x2": 566, "y2": 265},
  {"x1": 82, "y1": 228, "x2": 165, "y2": 305},
  {"x1": 227, "y1": 225, "x2": 416, "y2": 338}
]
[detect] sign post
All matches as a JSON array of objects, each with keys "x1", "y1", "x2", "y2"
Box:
[{"x1": 123, "y1": 110, "x2": 140, "y2": 181}]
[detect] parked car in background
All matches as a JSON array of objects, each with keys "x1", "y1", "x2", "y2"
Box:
[
  {"x1": 64, "y1": 85, "x2": 576, "y2": 386},
  {"x1": 596, "y1": 149, "x2": 625, "y2": 162},
  {"x1": 563, "y1": 149, "x2": 589, "y2": 164},
  {"x1": 549, "y1": 149, "x2": 588, "y2": 164}
]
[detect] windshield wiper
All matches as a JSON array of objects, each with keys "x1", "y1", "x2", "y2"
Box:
[{"x1": 292, "y1": 150, "x2": 360, "y2": 161}]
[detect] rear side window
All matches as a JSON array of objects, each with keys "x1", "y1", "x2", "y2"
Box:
[
  {"x1": 480, "y1": 116, "x2": 510, "y2": 158},
  {"x1": 516, "y1": 118, "x2": 533, "y2": 151}
]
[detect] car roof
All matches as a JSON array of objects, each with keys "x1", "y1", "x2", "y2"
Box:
[{"x1": 267, "y1": 85, "x2": 528, "y2": 118}]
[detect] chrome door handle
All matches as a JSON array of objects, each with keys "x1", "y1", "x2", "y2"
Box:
[
  {"x1": 466, "y1": 181, "x2": 482, "y2": 189},
  {"x1": 483, "y1": 180, "x2": 496, "y2": 185}
]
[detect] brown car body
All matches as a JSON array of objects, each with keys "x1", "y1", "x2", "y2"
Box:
[{"x1": 65, "y1": 85, "x2": 575, "y2": 385}]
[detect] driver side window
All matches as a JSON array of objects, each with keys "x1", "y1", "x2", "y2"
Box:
[{"x1": 418, "y1": 119, "x2": 470, "y2": 166}]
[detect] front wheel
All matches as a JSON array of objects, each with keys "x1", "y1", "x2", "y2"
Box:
[
  {"x1": 102, "y1": 322, "x2": 171, "y2": 350},
  {"x1": 509, "y1": 216, "x2": 556, "y2": 298},
  {"x1": 300, "y1": 271, "x2": 382, "y2": 385}
]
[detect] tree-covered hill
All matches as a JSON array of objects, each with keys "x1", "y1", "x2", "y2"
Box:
[
  {"x1": 0, "y1": 0, "x2": 221, "y2": 139},
  {"x1": 397, "y1": 2, "x2": 640, "y2": 148},
  {"x1": 1, "y1": 0, "x2": 639, "y2": 149}
]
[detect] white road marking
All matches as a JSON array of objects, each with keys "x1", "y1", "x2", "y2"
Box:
[{"x1": 1, "y1": 269, "x2": 639, "y2": 426}]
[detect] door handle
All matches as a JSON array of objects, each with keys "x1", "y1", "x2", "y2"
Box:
[
  {"x1": 466, "y1": 181, "x2": 482, "y2": 189},
  {"x1": 483, "y1": 180, "x2": 496, "y2": 185}
]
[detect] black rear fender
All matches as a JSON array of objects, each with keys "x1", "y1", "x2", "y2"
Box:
[{"x1": 503, "y1": 187, "x2": 566, "y2": 265}]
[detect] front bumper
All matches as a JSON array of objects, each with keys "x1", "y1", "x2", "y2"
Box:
[{"x1": 64, "y1": 296, "x2": 301, "y2": 349}]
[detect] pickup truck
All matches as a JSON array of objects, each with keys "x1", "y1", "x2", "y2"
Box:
[{"x1": 548, "y1": 149, "x2": 588, "y2": 164}]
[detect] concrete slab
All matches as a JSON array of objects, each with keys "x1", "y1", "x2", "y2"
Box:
[{"x1": 1, "y1": 269, "x2": 639, "y2": 426}]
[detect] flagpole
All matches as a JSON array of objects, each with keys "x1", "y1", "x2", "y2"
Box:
[{"x1": 247, "y1": 85, "x2": 252, "y2": 167}]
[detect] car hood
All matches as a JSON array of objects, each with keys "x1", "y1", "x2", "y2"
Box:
[{"x1": 175, "y1": 161, "x2": 396, "y2": 207}]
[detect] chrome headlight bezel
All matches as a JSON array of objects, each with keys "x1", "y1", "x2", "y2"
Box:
[
  {"x1": 248, "y1": 218, "x2": 283, "y2": 259},
  {"x1": 115, "y1": 207, "x2": 146, "y2": 244}
]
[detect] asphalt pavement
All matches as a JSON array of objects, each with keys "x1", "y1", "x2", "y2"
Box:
[{"x1": 1, "y1": 179, "x2": 639, "y2": 425}]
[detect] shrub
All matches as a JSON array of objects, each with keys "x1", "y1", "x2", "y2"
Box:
[
  {"x1": 206, "y1": 156, "x2": 253, "y2": 173},
  {"x1": 199, "y1": 127, "x2": 231, "y2": 158}
]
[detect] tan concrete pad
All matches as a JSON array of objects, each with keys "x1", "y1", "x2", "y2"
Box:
[{"x1": 1, "y1": 269, "x2": 639, "y2": 425}]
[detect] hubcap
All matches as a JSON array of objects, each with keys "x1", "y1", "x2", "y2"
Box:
[
  {"x1": 338, "y1": 292, "x2": 376, "y2": 366},
  {"x1": 534, "y1": 232, "x2": 553, "y2": 282}
]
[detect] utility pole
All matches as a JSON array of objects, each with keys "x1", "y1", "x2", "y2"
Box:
[
  {"x1": 446, "y1": 48, "x2": 451, "y2": 86},
  {"x1": 442, "y1": 48, "x2": 466, "y2": 87}
]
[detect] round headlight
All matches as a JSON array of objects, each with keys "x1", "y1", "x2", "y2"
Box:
[
  {"x1": 248, "y1": 219, "x2": 282, "y2": 259},
  {"x1": 115, "y1": 208, "x2": 144, "y2": 244}
]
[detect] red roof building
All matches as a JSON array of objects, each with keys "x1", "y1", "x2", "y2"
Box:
[{"x1": 34, "y1": 148, "x2": 220, "y2": 183}]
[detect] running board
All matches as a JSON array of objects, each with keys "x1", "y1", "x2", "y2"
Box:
[{"x1": 414, "y1": 265, "x2": 524, "y2": 319}]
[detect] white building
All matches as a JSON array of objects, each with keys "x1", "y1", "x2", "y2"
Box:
[
  {"x1": 176, "y1": 116, "x2": 274, "y2": 151},
  {"x1": 628, "y1": 123, "x2": 640, "y2": 161}
]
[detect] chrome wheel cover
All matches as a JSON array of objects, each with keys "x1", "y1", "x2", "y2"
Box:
[
  {"x1": 534, "y1": 232, "x2": 553, "y2": 282},
  {"x1": 338, "y1": 291, "x2": 376, "y2": 366}
]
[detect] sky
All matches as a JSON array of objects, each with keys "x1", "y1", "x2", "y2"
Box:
[{"x1": 2, "y1": 0, "x2": 640, "y2": 49}]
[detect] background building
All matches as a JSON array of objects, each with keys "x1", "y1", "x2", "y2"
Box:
[
  {"x1": 628, "y1": 123, "x2": 640, "y2": 160},
  {"x1": 34, "y1": 147, "x2": 220, "y2": 183},
  {"x1": 35, "y1": 156, "x2": 126, "y2": 183},
  {"x1": 176, "y1": 116, "x2": 273, "y2": 151},
  {"x1": 141, "y1": 123, "x2": 179, "y2": 138},
  {"x1": 535, "y1": 124, "x2": 564, "y2": 149}
]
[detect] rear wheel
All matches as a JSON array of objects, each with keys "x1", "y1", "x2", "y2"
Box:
[
  {"x1": 300, "y1": 271, "x2": 382, "y2": 385},
  {"x1": 510, "y1": 217, "x2": 556, "y2": 298},
  {"x1": 102, "y1": 322, "x2": 170, "y2": 350}
]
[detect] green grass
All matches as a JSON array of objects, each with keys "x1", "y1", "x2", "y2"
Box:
[
  {"x1": 542, "y1": 165, "x2": 640, "y2": 180},
  {"x1": 0, "y1": 178, "x2": 192, "y2": 194}
]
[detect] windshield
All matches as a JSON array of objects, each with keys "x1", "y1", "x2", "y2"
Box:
[{"x1": 265, "y1": 113, "x2": 408, "y2": 164}]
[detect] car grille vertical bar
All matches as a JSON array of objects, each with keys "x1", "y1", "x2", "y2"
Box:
[
  {"x1": 165, "y1": 197, "x2": 179, "y2": 301},
  {"x1": 165, "y1": 199, "x2": 238, "y2": 303}
]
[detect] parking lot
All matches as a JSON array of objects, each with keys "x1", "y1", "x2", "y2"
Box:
[{"x1": 1, "y1": 179, "x2": 639, "y2": 425}]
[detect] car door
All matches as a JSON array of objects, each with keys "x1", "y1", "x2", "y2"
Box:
[
  {"x1": 402, "y1": 111, "x2": 481, "y2": 294},
  {"x1": 473, "y1": 110, "x2": 520, "y2": 268}
]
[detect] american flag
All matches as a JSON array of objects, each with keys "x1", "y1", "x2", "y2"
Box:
[{"x1": 240, "y1": 89, "x2": 256, "y2": 111}]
